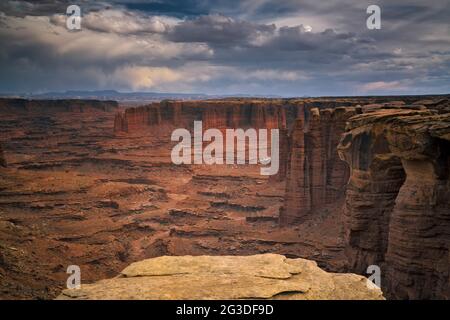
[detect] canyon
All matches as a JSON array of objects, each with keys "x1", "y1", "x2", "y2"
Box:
[{"x1": 0, "y1": 96, "x2": 449, "y2": 299}]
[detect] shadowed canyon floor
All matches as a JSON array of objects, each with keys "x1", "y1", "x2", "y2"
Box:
[{"x1": 0, "y1": 96, "x2": 449, "y2": 299}]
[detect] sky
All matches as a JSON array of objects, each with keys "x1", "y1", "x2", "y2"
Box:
[{"x1": 0, "y1": 0, "x2": 449, "y2": 96}]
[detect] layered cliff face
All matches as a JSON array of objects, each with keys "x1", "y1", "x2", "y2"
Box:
[
  {"x1": 338, "y1": 108, "x2": 450, "y2": 299},
  {"x1": 114, "y1": 99, "x2": 366, "y2": 182},
  {"x1": 280, "y1": 107, "x2": 360, "y2": 224},
  {"x1": 57, "y1": 254, "x2": 384, "y2": 300},
  {"x1": 112, "y1": 98, "x2": 378, "y2": 135},
  {"x1": 114, "y1": 100, "x2": 299, "y2": 174},
  {"x1": 0, "y1": 144, "x2": 6, "y2": 167},
  {"x1": 114, "y1": 100, "x2": 290, "y2": 134},
  {"x1": 113, "y1": 100, "x2": 365, "y2": 189}
]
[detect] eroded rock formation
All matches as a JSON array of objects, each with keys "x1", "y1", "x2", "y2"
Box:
[
  {"x1": 280, "y1": 107, "x2": 360, "y2": 224},
  {"x1": 114, "y1": 100, "x2": 289, "y2": 134},
  {"x1": 0, "y1": 144, "x2": 6, "y2": 167},
  {"x1": 338, "y1": 108, "x2": 450, "y2": 299},
  {"x1": 114, "y1": 99, "x2": 298, "y2": 174},
  {"x1": 57, "y1": 254, "x2": 383, "y2": 300}
]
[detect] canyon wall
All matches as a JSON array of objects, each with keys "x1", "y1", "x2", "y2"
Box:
[
  {"x1": 0, "y1": 144, "x2": 6, "y2": 167},
  {"x1": 113, "y1": 99, "x2": 364, "y2": 178},
  {"x1": 112, "y1": 98, "x2": 379, "y2": 135},
  {"x1": 114, "y1": 99, "x2": 301, "y2": 171},
  {"x1": 338, "y1": 107, "x2": 450, "y2": 299},
  {"x1": 280, "y1": 106, "x2": 360, "y2": 224},
  {"x1": 114, "y1": 100, "x2": 293, "y2": 134}
]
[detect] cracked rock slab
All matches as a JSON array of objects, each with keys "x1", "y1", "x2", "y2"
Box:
[{"x1": 57, "y1": 254, "x2": 384, "y2": 300}]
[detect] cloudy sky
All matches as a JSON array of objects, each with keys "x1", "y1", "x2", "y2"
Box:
[{"x1": 0, "y1": 0, "x2": 449, "y2": 96}]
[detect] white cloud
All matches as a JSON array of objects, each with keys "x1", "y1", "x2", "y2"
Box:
[
  {"x1": 105, "y1": 63, "x2": 224, "y2": 91},
  {"x1": 245, "y1": 69, "x2": 307, "y2": 81},
  {"x1": 0, "y1": 13, "x2": 212, "y2": 65},
  {"x1": 109, "y1": 66, "x2": 181, "y2": 90},
  {"x1": 358, "y1": 81, "x2": 408, "y2": 93},
  {"x1": 51, "y1": 9, "x2": 179, "y2": 34}
]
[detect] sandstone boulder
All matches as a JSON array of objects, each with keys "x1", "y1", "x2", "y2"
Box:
[{"x1": 57, "y1": 254, "x2": 383, "y2": 300}]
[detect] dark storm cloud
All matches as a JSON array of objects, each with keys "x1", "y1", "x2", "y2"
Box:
[
  {"x1": 269, "y1": 27, "x2": 362, "y2": 52},
  {"x1": 165, "y1": 14, "x2": 375, "y2": 56},
  {"x1": 0, "y1": 1, "x2": 67, "y2": 16},
  {"x1": 0, "y1": 0, "x2": 448, "y2": 96},
  {"x1": 165, "y1": 15, "x2": 381, "y2": 66},
  {"x1": 119, "y1": 0, "x2": 210, "y2": 17},
  {"x1": 167, "y1": 14, "x2": 276, "y2": 46},
  {"x1": 0, "y1": 0, "x2": 107, "y2": 16},
  {"x1": 118, "y1": 0, "x2": 251, "y2": 17}
]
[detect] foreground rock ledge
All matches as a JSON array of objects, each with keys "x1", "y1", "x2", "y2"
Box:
[{"x1": 57, "y1": 254, "x2": 384, "y2": 300}]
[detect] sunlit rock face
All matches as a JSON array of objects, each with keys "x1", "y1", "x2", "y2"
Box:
[
  {"x1": 57, "y1": 254, "x2": 384, "y2": 300},
  {"x1": 338, "y1": 107, "x2": 450, "y2": 299}
]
